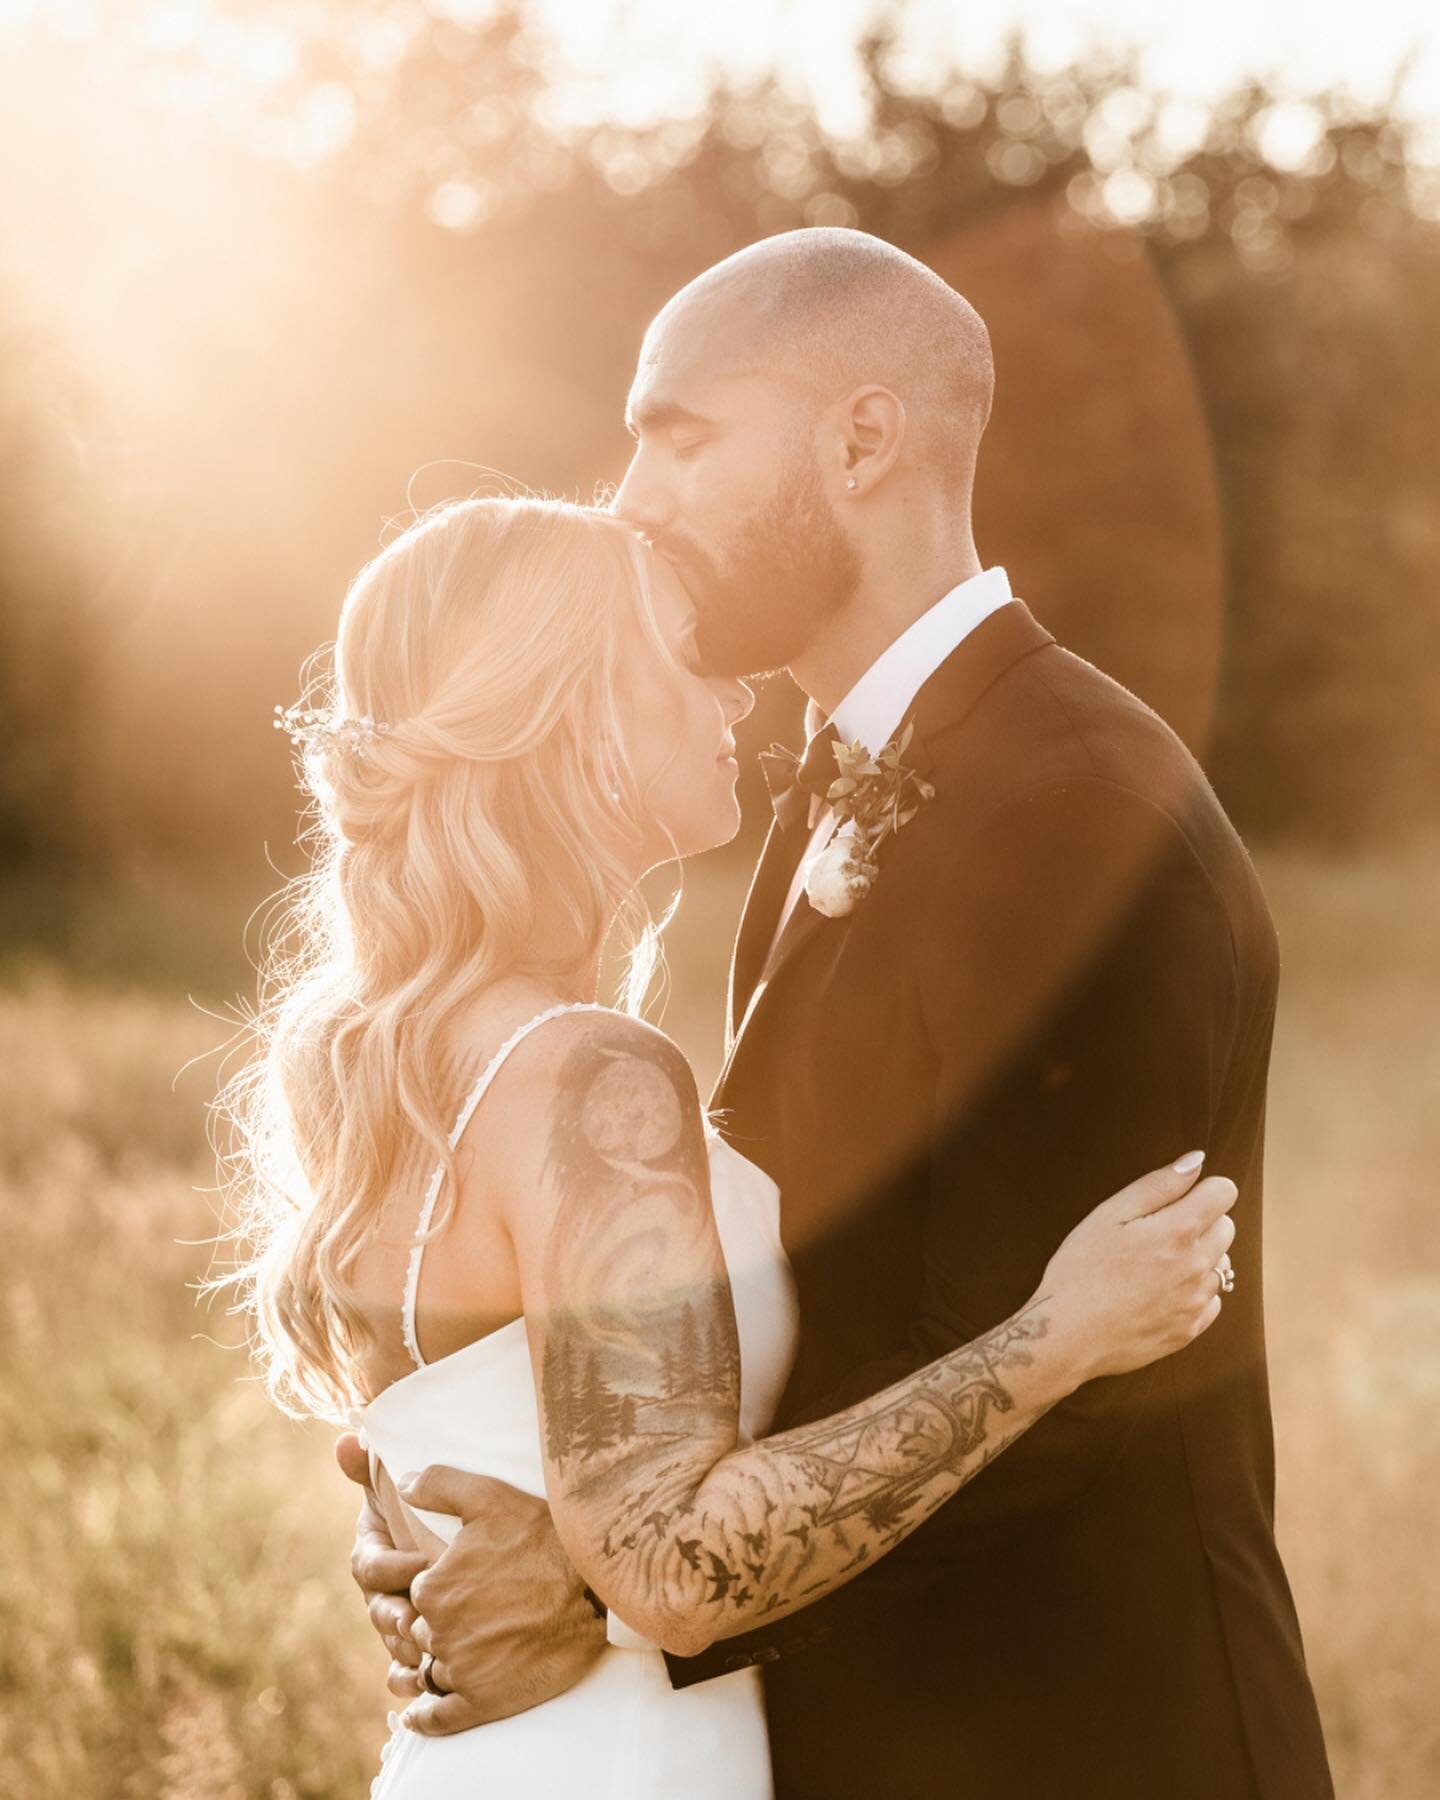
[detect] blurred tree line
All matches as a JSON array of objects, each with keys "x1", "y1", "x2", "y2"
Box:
[{"x1": 1, "y1": 3, "x2": 1437, "y2": 950}]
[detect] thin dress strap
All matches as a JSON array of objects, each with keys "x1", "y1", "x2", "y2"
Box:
[{"x1": 401, "y1": 1001, "x2": 612, "y2": 1370}]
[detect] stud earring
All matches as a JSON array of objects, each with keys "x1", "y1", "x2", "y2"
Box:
[{"x1": 846, "y1": 477, "x2": 858, "y2": 492}]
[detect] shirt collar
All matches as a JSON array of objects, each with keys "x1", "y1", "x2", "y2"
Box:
[{"x1": 826, "y1": 567, "x2": 1013, "y2": 755}]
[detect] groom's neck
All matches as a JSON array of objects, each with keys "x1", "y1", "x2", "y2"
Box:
[{"x1": 790, "y1": 510, "x2": 982, "y2": 717}]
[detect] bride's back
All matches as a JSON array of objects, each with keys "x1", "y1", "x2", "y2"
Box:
[
  {"x1": 352, "y1": 994, "x2": 795, "y2": 1800},
  {"x1": 348, "y1": 977, "x2": 576, "y2": 1400}
]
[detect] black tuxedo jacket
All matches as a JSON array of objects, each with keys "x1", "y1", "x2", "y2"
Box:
[{"x1": 666, "y1": 602, "x2": 1332, "y2": 1800}]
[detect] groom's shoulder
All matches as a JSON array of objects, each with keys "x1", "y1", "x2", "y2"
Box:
[
  {"x1": 968, "y1": 637, "x2": 1219, "y2": 818},
  {"x1": 903, "y1": 643, "x2": 1268, "y2": 959},
  {"x1": 905, "y1": 636, "x2": 1255, "y2": 908}
]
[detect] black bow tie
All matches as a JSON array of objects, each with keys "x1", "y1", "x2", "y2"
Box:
[{"x1": 759, "y1": 723, "x2": 842, "y2": 830}]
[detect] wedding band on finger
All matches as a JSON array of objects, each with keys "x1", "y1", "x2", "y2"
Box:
[{"x1": 417, "y1": 1653, "x2": 449, "y2": 1698}]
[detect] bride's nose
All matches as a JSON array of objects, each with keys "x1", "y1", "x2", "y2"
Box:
[{"x1": 718, "y1": 679, "x2": 755, "y2": 726}]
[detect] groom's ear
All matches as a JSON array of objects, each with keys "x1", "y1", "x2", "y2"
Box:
[{"x1": 835, "y1": 385, "x2": 906, "y2": 497}]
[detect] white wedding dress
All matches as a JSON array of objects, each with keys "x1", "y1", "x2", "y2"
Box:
[{"x1": 357, "y1": 1003, "x2": 799, "y2": 1799}]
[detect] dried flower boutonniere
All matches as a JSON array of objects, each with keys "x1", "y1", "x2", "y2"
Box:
[{"x1": 803, "y1": 721, "x2": 935, "y2": 918}]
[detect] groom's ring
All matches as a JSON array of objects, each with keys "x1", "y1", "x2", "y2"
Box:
[
  {"x1": 1213, "y1": 1259, "x2": 1236, "y2": 1296},
  {"x1": 417, "y1": 1652, "x2": 449, "y2": 1698}
]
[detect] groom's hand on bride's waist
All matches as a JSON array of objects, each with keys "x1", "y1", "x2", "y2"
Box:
[
  {"x1": 337, "y1": 1429, "x2": 427, "y2": 1678},
  {"x1": 380, "y1": 1461, "x2": 604, "y2": 1735}
]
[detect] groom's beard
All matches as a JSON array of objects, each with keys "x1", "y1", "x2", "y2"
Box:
[{"x1": 665, "y1": 462, "x2": 861, "y2": 680}]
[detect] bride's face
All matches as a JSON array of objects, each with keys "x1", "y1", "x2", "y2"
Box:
[{"x1": 621, "y1": 549, "x2": 754, "y2": 866}]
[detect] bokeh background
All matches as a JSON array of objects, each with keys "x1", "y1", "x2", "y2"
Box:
[{"x1": 3, "y1": 1, "x2": 1438, "y2": 1794}]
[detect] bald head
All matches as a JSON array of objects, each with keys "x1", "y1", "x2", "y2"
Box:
[
  {"x1": 644, "y1": 228, "x2": 994, "y2": 491},
  {"x1": 615, "y1": 230, "x2": 995, "y2": 680}
]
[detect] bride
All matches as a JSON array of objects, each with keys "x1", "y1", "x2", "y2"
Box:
[{"x1": 221, "y1": 495, "x2": 1236, "y2": 1797}]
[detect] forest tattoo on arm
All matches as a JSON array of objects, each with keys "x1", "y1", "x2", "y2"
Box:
[
  {"x1": 533, "y1": 1022, "x2": 1064, "y2": 1654},
  {"x1": 539, "y1": 1025, "x2": 739, "y2": 1470}
]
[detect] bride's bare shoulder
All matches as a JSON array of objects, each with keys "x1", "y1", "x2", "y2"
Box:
[
  {"x1": 494, "y1": 1005, "x2": 697, "y2": 1110},
  {"x1": 443, "y1": 981, "x2": 682, "y2": 1072},
  {"x1": 473, "y1": 1004, "x2": 704, "y2": 1194}
]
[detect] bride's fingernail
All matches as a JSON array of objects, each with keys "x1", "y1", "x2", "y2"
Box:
[{"x1": 1172, "y1": 1150, "x2": 1205, "y2": 1175}]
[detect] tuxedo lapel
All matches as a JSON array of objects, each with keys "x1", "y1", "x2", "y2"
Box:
[
  {"x1": 904, "y1": 599, "x2": 1054, "y2": 751},
  {"x1": 755, "y1": 844, "x2": 836, "y2": 988},
  {"x1": 721, "y1": 601, "x2": 1056, "y2": 1079},
  {"x1": 726, "y1": 814, "x2": 812, "y2": 1046}
]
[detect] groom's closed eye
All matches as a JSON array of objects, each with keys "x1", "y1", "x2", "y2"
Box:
[{"x1": 626, "y1": 400, "x2": 717, "y2": 446}]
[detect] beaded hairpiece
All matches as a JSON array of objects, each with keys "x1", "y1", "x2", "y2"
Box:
[{"x1": 272, "y1": 703, "x2": 391, "y2": 757}]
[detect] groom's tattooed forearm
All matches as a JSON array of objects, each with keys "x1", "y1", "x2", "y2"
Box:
[{"x1": 534, "y1": 1021, "x2": 1065, "y2": 1652}]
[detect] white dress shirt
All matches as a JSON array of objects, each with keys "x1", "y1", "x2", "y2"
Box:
[{"x1": 767, "y1": 566, "x2": 1014, "y2": 955}]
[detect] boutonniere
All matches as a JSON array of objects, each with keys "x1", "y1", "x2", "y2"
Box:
[{"x1": 803, "y1": 721, "x2": 935, "y2": 918}]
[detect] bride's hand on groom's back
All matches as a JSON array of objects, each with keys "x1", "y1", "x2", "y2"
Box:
[{"x1": 1037, "y1": 1152, "x2": 1239, "y2": 1388}]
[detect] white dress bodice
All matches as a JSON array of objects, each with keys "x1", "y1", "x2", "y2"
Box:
[{"x1": 356, "y1": 1004, "x2": 798, "y2": 1799}]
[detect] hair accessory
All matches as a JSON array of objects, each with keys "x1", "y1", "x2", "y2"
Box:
[{"x1": 272, "y1": 703, "x2": 391, "y2": 757}]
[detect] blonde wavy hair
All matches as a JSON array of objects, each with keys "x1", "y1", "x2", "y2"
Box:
[{"x1": 214, "y1": 496, "x2": 679, "y2": 1420}]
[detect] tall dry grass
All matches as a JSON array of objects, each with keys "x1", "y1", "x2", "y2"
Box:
[
  {"x1": 1, "y1": 845, "x2": 1436, "y2": 1795},
  {"x1": 0, "y1": 978, "x2": 387, "y2": 1796},
  {"x1": 1259, "y1": 851, "x2": 1440, "y2": 1796}
]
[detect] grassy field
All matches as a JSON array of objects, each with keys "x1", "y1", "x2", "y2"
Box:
[{"x1": 2, "y1": 844, "x2": 1437, "y2": 1797}]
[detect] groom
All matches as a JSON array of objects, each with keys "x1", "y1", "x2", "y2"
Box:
[{"x1": 345, "y1": 230, "x2": 1332, "y2": 1797}]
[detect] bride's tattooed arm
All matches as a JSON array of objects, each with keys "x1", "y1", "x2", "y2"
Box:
[{"x1": 509, "y1": 1015, "x2": 1077, "y2": 1659}]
